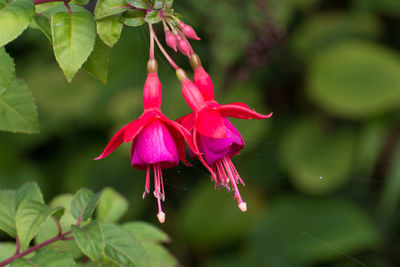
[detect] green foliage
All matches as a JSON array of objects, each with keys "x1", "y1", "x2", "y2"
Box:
[
  {"x1": 0, "y1": 47, "x2": 15, "y2": 93},
  {"x1": 71, "y1": 221, "x2": 105, "y2": 262},
  {"x1": 123, "y1": 10, "x2": 146, "y2": 27},
  {"x1": 83, "y1": 38, "x2": 110, "y2": 84},
  {"x1": 94, "y1": 0, "x2": 129, "y2": 19},
  {"x1": 97, "y1": 187, "x2": 129, "y2": 223},
  {"x1": 96, "y1": 15, "x2": 124, "y2": 48},
  {"x1": 71, "y1": 188, "x2": 102, "y2": 222}
]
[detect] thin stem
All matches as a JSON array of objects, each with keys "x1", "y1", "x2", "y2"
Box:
[
  {"x1": 0, "y1": 231, "x2": 73, "y2": 266},
  {"x1": 64, "y1": 1, "x2": 72, "y2": 15},
  {"x1": 149, "y1": 24, "x2": 179, "y2": 70},
  {"x1": 149, "y1": 23, "x2": 155, "y2": 59}
]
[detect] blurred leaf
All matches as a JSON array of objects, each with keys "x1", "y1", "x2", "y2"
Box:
[
  {"x1": 126, "y1": 0, "x2": 149, "y2": 9},
  {"x1": 123, "y1": 221, "x2": 169, "y2": 243},
  {"x1": 71, "y1": 221, "x2": 105, "y2": 262},
  {"x1": 164, "y1": 0, "x2": 173, "y2": 8},
  {"x1": 16, "y1": 200, "x2": 53, "y2": 251},
  {"x1": 72, "y1": 0, "x2": 89, "y2": 6},
  {"x1": 83, "y1": 38, "x2": 110, "y2": 84},
  {"x1": 141, "y1": 242, "x2": 178, "y2": 267},
  {"x1": 0, "y1": 242, "x2": 15, "y2": 261},
  {"x1": 307, "y1": 41, "x2": 400, "y2": 119},
  {"x1": 145, "y1": 10, "x2": 161, "y2": 24},
  {"x1": 0, "y1": 79, "x2": 39, "y2": 134},
  {"x1": 0, "y1": 47, "x2": 15, "y2": 94},
  {"x1": 10, "y1": 247, "x2": 75, "y2": 266},
  {"x1": 34, "y1": 2, "x2": 58, "y2": 13},
  {"x1": 95, "y1": 0, "x2": 129, "y2": 19},
  {"x1": 291, "y1": 13, "x2": 382, "y2": 59},
  {"x1": 0, "y1": 0, "x2": 35, "y2": 46},
  {"x1": 51, "y1": 206, "x2": 65, "y2": 220},
  {"x1": 249, "y1": 195, "x2": 379, "y2": 265},
  {"x1": 153, "y1": 0, "x2": 163, "y2": 9},
  {"x1": 72, "y1": 188, "x2": 102, "y2": 222},
  {"x1": 97, "y1": 187, "x2": 129, "y2": 223},
  {"x1": 179, "y1": 180, "x2": 262, "y2": 249},
  {"x1": 51, "y1": 11, "x2": 96, "y2": 82},
  {"x1": 96, "y1": 15, "x2": 123, "y2": 48},
  {"x1": 353, "y1": 0, "x2": 400, "y2": 16},
  {"x1": 102, "y1": 223, "x2": 149, "y2": 267},
  {"x1": 123, "y1": 10, "x2": 146, "y2": 27},
  {"x1": 50, "y1": 194, "x2": 74, "y2": 213},
  {"x1": 280, "y1": 119, "x2": 355, "y2": 194},
  {"x1": 30, "y1": 15, "x2": 52, "y2": 41}
]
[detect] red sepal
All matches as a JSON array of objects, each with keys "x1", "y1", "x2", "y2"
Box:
[
  {"x1": 195, "y1": 109, "x2": 227, "y2": 139},
  {"x1": 216, "y1": 102, "x2": 273, "y2": 120}
]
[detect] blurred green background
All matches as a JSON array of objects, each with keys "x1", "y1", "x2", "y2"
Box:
[{"x1": 3, "y1": 0, "x2": 400, "y2": 266}]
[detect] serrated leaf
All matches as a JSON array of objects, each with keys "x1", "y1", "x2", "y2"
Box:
[
  {"x1": 102, "y1": 223, "x2": 149, "y2": 267},
  {"x1": 126, "y1": 0, "x2": 148, "y2": 9},
  {"x1": 96, "y1": 15, "x2": 123, "y2": 48},
  {"x1": 30, "y1": 15, "x2": 52, "y2": 41},
  {"x1": 16, "y1": 200, "x2": 53, "y2": 251},
  {"x1": 0, "y1": 0, "x2": 35, "y2": 46},
  {"x1": 123, "y1": 221, "x2": 169, "y2": 243},
  {"x1": 72, "y1": 188, "x2": 102, "y2": 222},
  {"x1": 0, "y1": 79, "x2": 39, "y2": 133},
  {"x1": 122, "y1": 10, "x2": 145, "y2": 27},
  {"x1": 83, "y1": 38, "x2": 110, "y2": 84},
  {"x1": 94, "y1": 0, "x2": 129, "y2": 19},
  {"x1": 0, "y1": 47, "x2": 15, "y2": 94},
  {"x1": 10, "y1": 247, "x2": 75, "y2": 266},
  {"x1": 97, "y1": 187, "x2": 128, "y2": 223},
  {"x1": 71, "y1": 221, "x2": 105, "y2": 262},
  {"x1": 51, "y1": 11, "x2": 96, "y2": 82},
  {"x1": 145, "y1": 10, "x2": 161, "y2": 24}
]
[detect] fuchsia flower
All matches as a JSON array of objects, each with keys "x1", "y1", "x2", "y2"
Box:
[
  {"x1": 95, "y1": 59, "x2": 196, "y2": 223},
  {"x1": 176, "y1": 54, "x2": 272, "y2": 212}
]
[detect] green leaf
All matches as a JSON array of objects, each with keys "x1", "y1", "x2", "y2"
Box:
[
  {"x1": 51, "y1": 206, "x2": 65, "y2": 220},
  {"x1": 71, "y1": 188, "x2": 102, "y2": 222},
  {"x1": 280, "y1": 119, "x2": 355, "y2": 194},
  {"x1": 16, "y1": 200, "x2": 53, "y2": 251},
  {"x1": 164, "y1": 0, "x2": 173, "y2": 8},
  {"x1": 72, "y1": 0, "x2": 89, "y2": 6},
  {"x1": 153, "y1": 0, "x2": 163, "y2": 9},
  {"x1": 10, "y1": 247, "x2": 75, "y2": 266},
  {"x1": 142, "y1": 242, "x2": 178, "y2": 267},
  {"x1": 0, "y1": 79, "x2": 39, "y2": 133},
  {"x1": 145, "y1": 10, "x2": 161, "y2": 24},
  {"x1": 83, "y1": 38, "x2": 110, "y2": 84},
  {"x1": 0, "y1": 0, "x2": 35, "y2": 46},
  {"x1": 249, "y1": 196, "x2": 379, "y2": 265},
  {"x1": 122, "y1": 10, "x2": 145, "y2": 27},
  {"x1": 51, "y1": 11, "x2": 96, "y2": 82},
  {"x1": 307, "y1": 41, "x2": 400, "y2": 119},
  {"x1": 94, "y1": 0, "x2": 129, "y2": 19},
  {"x1": 71, "y1": 221, "x2": 105, "y2": 262},
  {"x1": 102, "y1": 223, "x2": 149, "y2": 267},
  {"x1": 97, "y1": 187, "x2": 129, "y2": 223},
  {"x1": 126, "y1": 0, "x2": 149, "y2": 9},
  {"x1": 41, "y1": 2, "x2": 87, "y2": 16},
  {"x1": 0, "y1": 242, "x2": 16, "y2": 261},
  {"x1": 96, "y1": 15, "x2": 123, "y2": 48},
  {"x1": 0, "y1": 47, "x2": 15, "y2": 94},
  {"x1": 123, "y1": 221, "x2": 169, "y2": 243},
  {"x1": 30, "y1": 15, "x2": 52, "y2": 41}
]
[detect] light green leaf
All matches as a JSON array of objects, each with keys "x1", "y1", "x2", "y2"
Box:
[
  {"x1": 72, "y1": 0, "x2": 89, "y2": 6},
  {"x1": 51, "y1": 206, "x2": 65, "y2": 220},
  {"x1": 122, "y1": 10, "x2": 145, "y2": 27},
  {"x1": 50, "y1": 194, "x2": 74, "y2": 213},
  {"x1": 71, "y1": 221, "x2": 105, "y2": 262},
  {"x1": 102, "y1": 223, "x2": 149, "y2": 267},
  {"x1": 0, "y1": 242, "x2": 16, "y2": 261},
  {"x1": 280, "y1": 119, "x2": 355, "y2": 194},
  {"x1": 30, "y1": 15, "x2": 52, "y2": 41},
  {"x1": 96, "y1": 15, "x2": 123, "y2": 48},
  {"x1": 94, "y1": 0, "x2": 129, "y2": 19},
  {"x1": 41, "y1": 2, "x2": 86, "y2": 16},
  {"x1": 0, "y1": 0, "x2": 35, "y2": 46},
  {"x1": 0, "y1": 79, "x2": 39, "y2": 133},
  {"x1": 16, "y1": 182, "x2": 44, "y2": 206},
  {"x1": 153, "y1": 0, "x2": 163, "y2": 9},
  {"x1": 126, "y1": 0, "x2": 148, "y2": 9},
  {"x1": 97, "y1": 187, "x2": 128, "y2": 223},
  {"x1": 16, "y1": 200, "x2": 53, "y2": 251},
  {"x1": 142, "y1": 242, "x2": 178, "y2": 267},
  {"x1": 10, "y1": 247, "x2": 75, "y2": 266},
  {"x1": 145, "y1": 10, "x2": 161, "y2": 24},
  {"x1": 123, "y1": 221, "x2": 169, "y2": 243},
  {"x1": 83, "y1": 38, "x2": 110, "y2": 84},
  {"x1": 0, "y1": 47, "x2": 15, "y2": 94},
  {"x1": 308, "y1": 41, "x2": 400, "y2": 119},
  {"x1": 72, "y1": 188, "x2": 102, "y2": 221},
  {"x1": 164, "y1": 0, "x2": 173, "y2": 8},
  {"x1": 51, "y1": 11, "x2": 96, "y2": 82}
]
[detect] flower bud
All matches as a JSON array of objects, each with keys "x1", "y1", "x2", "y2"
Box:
[
  {"x1": 164, "y1": 29, "x2": 177, "y2": 52},
  {"x1": 178, "y1": 20, "x2": 200, "y2": 40},
  {"x1": 176, "y1": 34, "x2": 192, "y2": 58},
  {"x1": 176, "y1": 68, "x2": 206, "y2": 111}
]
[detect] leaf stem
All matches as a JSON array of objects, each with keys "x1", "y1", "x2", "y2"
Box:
[
  {"x1": 149, "y1": 23, "x2": 179, "y2": 70},
  {"x1": 0, "y1": 231, "x2": 73, "y2": 266}
]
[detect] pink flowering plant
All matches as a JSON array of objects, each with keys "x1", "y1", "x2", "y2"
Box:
[{"x1": 0, "y1": 0, "x2": 271, "y2": 265}]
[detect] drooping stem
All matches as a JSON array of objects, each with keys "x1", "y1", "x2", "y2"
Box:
[
  {"x1": 0, "y1": 231, "x2": 73, "y2": 266},
  {"x1": 149, "y1": 23, "x2": 155, "y2": 60},
  {"x1": 149, "y1": 23, "x2": 179, "y2": 70}
]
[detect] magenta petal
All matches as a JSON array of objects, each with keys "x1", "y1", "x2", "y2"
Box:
[
  {"x1": 198, "y1": 118, "x2": 244, "y2": 165},
  {"x1": 131, "y1": 120, "x2": 179, "y2": 169}
]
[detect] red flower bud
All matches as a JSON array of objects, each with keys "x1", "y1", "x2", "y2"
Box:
[
  {"x1": 164, "y1": 29, "x2": 177, "y2": 52},
  {"x1": 178, "y1": 20, "x2": 200, "y2": 40},
  {"x1": 176, "y1": 34, "x2": 192, "y2": 58}
]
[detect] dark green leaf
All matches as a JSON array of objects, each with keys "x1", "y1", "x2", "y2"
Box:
[
  {"x1": 71, "y1": 221, "x2": 105, "y2": 262},
  {"x1": 123, "y1": 221, "x2": 169, "y2": 243},
  {"x1": 95, "y1": 0, "x2": 129, "y2": 19},
  {"x1": 71, "y1": 188, "x2": 102, "y2": 222},
  {"x1": 96, "y1": 15, "x2": 124, "y2": 48},
  {"x1": 123, "y1": 10, "x2": 145, "y2": 27},
  {"x1": 10, "y1": 247, "x2": 75, "y2": 266},
  {"x1": 126, "y1": 0, "x2": 149, "y2": 9},
  {"x1": 51, "y1": 11, "x2": 96, "y2": 82},
  {"x1": 83, "y1": 38, "x2": 110, "y2": 84},
  {"x1": 30, "y1": 15, "x2": 52, "y2": 41},
  {"x1": 72, "y1": 0, "x2": 89, "y2": 6},
  {"x1": 0, "y1": 47, "x2": 15, "y2": 94},
  {"x1": 51, "y1": 206, "x2": 65, "y2": 220},
  {"x1": 145, "y1": 10, "x2": 161, "y2": 24},
  {"x1": 0, "y1": 0, "x2": 35, "y2": 46},
  {"x1": 97, "y1": 187, "x2": 129, "y2": 223}
]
